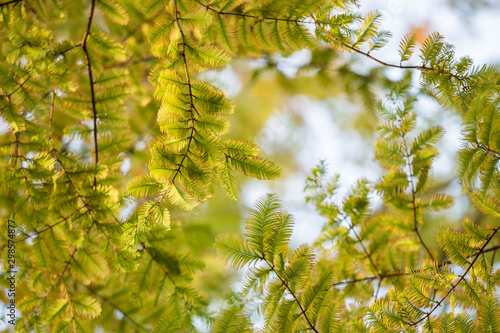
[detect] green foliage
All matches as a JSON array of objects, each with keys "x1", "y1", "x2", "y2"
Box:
[{"x1": 0, "y1": 0, "x2": 499, "y2": 332}]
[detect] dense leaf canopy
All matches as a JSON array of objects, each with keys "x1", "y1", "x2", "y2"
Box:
[{"x1": 0, "y1": 0, "x2": 499, "y2": 332}]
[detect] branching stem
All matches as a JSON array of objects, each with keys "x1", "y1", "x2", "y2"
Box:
[
  {"x1": 86, "y1": 285, "x2": 149, "y2": 331},
  {"x1": 331, "y1": 244, "x2": 500, "y2": 287}
]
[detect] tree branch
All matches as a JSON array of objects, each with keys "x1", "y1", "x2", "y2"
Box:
[
  {"x1": 192, "y1": 1, "x2": 468, "y2": 86},
  {"x1": 81, "y1": 0, "x2": 98, "y2": 188},
  {"x1": 401, "y1": 133, "x2": 435, "y2": 261},
  {"x1": 331, "y1": 244, "x2": 500, "y2": 287},
  {"x1": 171, "y1": 0, "x2": 197, "y2": 184},
  {"x1": 475, "y1": 142, "x2": 500, "y2": 159},
  {"x1": 410, "y1": 225, "x2": 500, "y2": 326},
  {"x1": 0, "y1": 0, "x2": 22, "y2": 8},
  {"x1": 141, "y1": 242, "x2": 198, "y2": 312},
  {"x1": 342, "y1": 212, "x2": 381, "y2": 276},
  {"x1": 313, "y1": 20, "x2": 466, "y2": 84}
]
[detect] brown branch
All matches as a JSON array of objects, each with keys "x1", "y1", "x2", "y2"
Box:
[
  {"x1": 332, "y1": 270, "x2": 407, "y2": 287},
  {"x1": 410, "y1": 225, "x2": 500, "y2": 326},
  {"x1": 81, "y1": 0, "x2": 98, "y2": 188},
  {"x1": 17, "y1": 209, "x2": 83, "y2": 242},
  {"x1": 40, "y1": 248, "x2": 78, "y2": 302},
  {"x1": 0, "y1": 206, "x2": 88, "y2": 253},
  {"x1": 48, "y1": 87, "x2": 108, "y2": 232},
  {"x1": 172, "y1": 0, "x2": 197, "y2": 184},
  {"x1": 50, "y1": 148, "x2": 105, "y2": 230}
]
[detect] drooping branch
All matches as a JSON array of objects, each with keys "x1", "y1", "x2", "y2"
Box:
[
  {"x1": 48, "y1": 86, "x2": 106, "y2": 231},
  {"x1": 18, "y1": 208, "x2": 84, "y2": 242},
  {"x1": 41, "y1": 247, "x2": 78, "y2": 301},
  {"x1": 171, "y1": 0, "x2": 197, "y2": 184},
  {"x1": 342, "y1": 212, "x2": 381, "y2": 276},
  {"x1": 141, "y1": 0, "x2": 199, "y2": 221},
  {"x1": 313, "y1": 20, "x2": 467, "y2": 84},
  {"x1": 0, "y1": 206, "x2": 89, "y2": 253}
]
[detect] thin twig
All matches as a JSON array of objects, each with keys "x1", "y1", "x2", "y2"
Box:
[
  {"x1": 171, "y1": 0, "x2": 197, "y2": 184},
  {"x1": 192, "y1": 1, "x2": 467, "y2": 85},
  {"x1": 314, "y1": 21, "x2": 466, "y2": 84},
  {"x1": 475, "y1": 142, "x2": 500, "y2": 159},
  {"x1": 1, "y1": 76, "x2": 31, "y2": 98},
  {"x1": 342, "y1": 212, "x2": 380, "y2": 276},
  {"x1": 121, "y1": 11, "x2": 163, "y2": 42}
]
